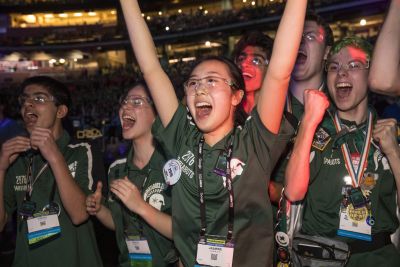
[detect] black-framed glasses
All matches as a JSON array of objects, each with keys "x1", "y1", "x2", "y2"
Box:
[
  {"x1": 325, "y1": 60, "x2": 370, "y2": 73},
  {"x1": 119, "y1": 95, "x2": 153, "y2": 108},
  {"x1": 18, "y1": 93, "x2": 56, "y2": 106},
  {"x1": 183, "y1": 76, "x2": 237, "y2": 96}
]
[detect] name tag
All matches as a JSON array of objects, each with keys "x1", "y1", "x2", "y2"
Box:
[
  {"x1": 337, "y1": 204, "x2": 371, "y2": 241},
  {"x1": 125, "y1": 236, "x2": 152, "y2": 265},
  {"x1": 27, "y1": 213, "x2": 61, "y2": 245},
  {"x1": 196, "y1": 236, "x2": 234, "y2": 267}
]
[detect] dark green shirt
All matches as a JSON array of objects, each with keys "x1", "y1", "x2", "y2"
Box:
[
  {"x1": 303, "y1": 112, "x2": 399, "y2": 238},
  {"x1": 107, "y1": 145, "x2": 177, "y2": 267},
  {"x1": 152, "y1": 104, "x2": 293, "y2": 267},
  {"x1": 4, "y1": 131, "x2": 102, "y2": 267}
]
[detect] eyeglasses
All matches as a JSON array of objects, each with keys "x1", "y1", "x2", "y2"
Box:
[
  {"x1": 119, "y1": 95, "x2": 152, "y2": 108},
  {"x1": 183, "y1": 76, "x2": 237, "y2": 96},
  {"x1": 325, "y1": 60, "x2": 370, "y2": 73},
  {"x1": 18, "y1": 94, "x2": 55, "y2": 106},
  {"x1": 235, "y1": 54, "x2": 269, "y2": 67},
  {"x1": 302, "y1": 32, "x2": 325, "y2": 43}
]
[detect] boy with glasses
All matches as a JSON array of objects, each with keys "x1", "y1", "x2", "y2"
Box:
[
  {"x1": 285, "y1": 36, "x2": 400, "y2": 266},
  {"x1": 0, "y1": 76, "x2": 102, "y2": 266},
  {"x1": 232, "y1": 30, "x2": 273, "y2": 114}
]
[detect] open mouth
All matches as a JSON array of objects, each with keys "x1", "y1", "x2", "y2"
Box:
[
  {"x1": 195, "y1": 102, "x2": 212, "y2": 118},
  {"x1": 242, "y1": 71, "x2": 254, "y2": 81},
  {"x1": 296, "y1": 50, "x2": 307, "y2": 65},
  {"x1": 121, "y1": 114, "x2": 136, "y2": 129},
  {"x1": 24, "y1": 111, "x2": 38, "y2": 125},
  {"x1": 336, "y1": 82, "x2": 353, "y2": 99}
]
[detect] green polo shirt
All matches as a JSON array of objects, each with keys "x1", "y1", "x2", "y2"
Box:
[
  {"x1": 4, "y1": 130, "x2": 102, "y2": 267},
  {"x1": 302, "y1": 111, "x2": 400, "y2": 265},
  {"x1": 152, "y1": 104, "x2": 293, "y2": 267},
  {"x1": 107, "y1": 145, "x2": 177, "y2": 267}
]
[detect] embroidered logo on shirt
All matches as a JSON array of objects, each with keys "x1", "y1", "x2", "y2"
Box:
[
  {"x1": 323, "y1": 157, "x2": 341, "y2": 165},
  {"x1": 14, "y1": 175, "x2": 28, "y2": 191},
  {"x1": 373, "y1": 149, "x2": 390, "y2": 171},
  {"x1": 230, "y1": 158, "x2": 245, "y2": 179},
  {"x1": 312, "y1": 127, "x2": 331, "y2": 151},
  {"x1": 68, "y1": 161, "x2": 78, "y2": 178},
  {"x1": 143, "y1": 182, "x2": 167, "y2": 211}
]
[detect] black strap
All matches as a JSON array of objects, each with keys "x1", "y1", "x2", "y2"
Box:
[{"x1": 197, "y1": 134, "x2": 235, "y2": 242}]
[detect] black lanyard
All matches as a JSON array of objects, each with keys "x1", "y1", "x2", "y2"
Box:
[{"x1": 197, "y1": 134, "x2": 235, "y2": 242}]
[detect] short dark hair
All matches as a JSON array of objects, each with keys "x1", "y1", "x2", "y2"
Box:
[
  {"x1": 20, "y1": 76, "x2": 72, "y2": 109},
  {"x1": 306, "y1": 11, "x2": 334, "y2": 47},
  {"x1": 232, "y1": 31, "x2": 273, "y2": 61}
]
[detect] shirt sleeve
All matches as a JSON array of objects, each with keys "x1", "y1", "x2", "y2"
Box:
[
  {"x1": 152, "y1": 104, "x2": 199, "y2": 157},
  {"x1": 4, "y1": 168, "x2": 17, "y2": 215},
  {"x1": 70, "y1": 143, "x2": 94, "y2": 196},
  {"x1": 246, "y1": 109, "x2": 294, "y2": 175}
]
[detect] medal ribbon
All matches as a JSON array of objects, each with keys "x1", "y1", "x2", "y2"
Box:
[
  {"x1": 333, "y1": 111, "x2": 373, "y2": 187},
  {"x1": 197, "y1": 134, "x2": 235, "y2": 242}
]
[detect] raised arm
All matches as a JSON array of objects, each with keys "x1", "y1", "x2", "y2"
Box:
[
  {"x1": 369, "y1": 0, "x2": 400, "y2": 96},
  {"x1": 119, "y1": 0, "x2": 179, "y2": 126},
  {"x1": 257, "y1": 0, "x2": 307, "y2": 133},
  {"x1": 284, "y1": 90, "x2": 329, "y2": 202}
]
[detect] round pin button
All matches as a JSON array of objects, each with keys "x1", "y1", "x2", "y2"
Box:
[
  {"x1": 163, "y1": 159, "x2": 182, "y2": 185},
  {"x1": 275, "y1": 231, "x2": 290, "y2": 247}
]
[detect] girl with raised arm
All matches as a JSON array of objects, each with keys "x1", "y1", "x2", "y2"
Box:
[{"x1": 119, "y1": 0, "x2": 306, "y2": 266}]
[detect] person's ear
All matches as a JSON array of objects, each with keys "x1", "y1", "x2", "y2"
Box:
[
  {"x1": 232, "y1": 90, "x2": 244, "y2": 107},
  {"x1": 56, "y1": 105, "x2": 68, "y2": 119}
]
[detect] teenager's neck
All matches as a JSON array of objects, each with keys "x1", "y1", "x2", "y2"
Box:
[
  {"x1": 338, "y1": 101, "x2": 369, "y2": 125},
  {"x1": 204, "y1": 122, "x2": 234, "y2": 147},
  {"x1": 289, "y1": 75, "x2": 324, "y2": 104},
  {"x1": 131, "y1": 134, "x2": 155, "y2": 170},
  {"x1": 243, "y1": 91, "x2": 259, "y2": 114}
]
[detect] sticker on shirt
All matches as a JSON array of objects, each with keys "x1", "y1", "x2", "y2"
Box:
[
  {"x1": 312, "y1": 127, "x2": 331, "y2": 151},
  {"x1": 27, "y1": 210, "x2": 61, "y2": 245},
  {"x1": 196, "y1": 235, "x2": 234, "y2": 267},
  {"x1": 125, "y1": 235, "x2": 152, "y2": 266},
  {"x1": 163, "y1": 159, "x2": 182, "y2": 185}
]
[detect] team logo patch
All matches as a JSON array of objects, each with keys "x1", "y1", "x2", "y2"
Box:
[
  {"x1": 230, "y1": 158, "x2": 245, "y2": 179},
  {"x1": 312, "y1": 127, "x2": 331, "y2": 151},
  {"x1": 144, "y1": 182, "x2": 167, "y2": 211},
  {"x1": 68, "y1": 161, "x2": 78, "y2": 178}
]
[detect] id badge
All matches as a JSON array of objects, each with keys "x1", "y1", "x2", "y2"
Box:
[
  {"x1": 125, "y1": 235, "x2": 152, "y2": 267},
  {"x1": 337, "y1": 203, "x2": 371, "y2": 241},
  {"x1": 196, "y1": 235, "x2": 234, "y2": 267},
  {"x1": 27, "y1": 211, "x2": 61, "y2": 245}
]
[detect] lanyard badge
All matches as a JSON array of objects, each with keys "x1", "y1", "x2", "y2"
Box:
[{"x1": 195, "y1": 136, "x2": 235, "y2": 267}]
